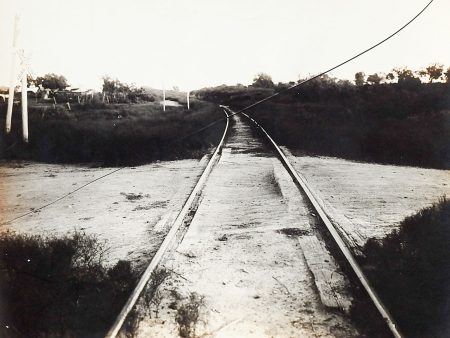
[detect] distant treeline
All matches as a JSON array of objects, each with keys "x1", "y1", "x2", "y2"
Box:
[{"x1": 193, "y1": 68, "x2": 450, "y2": 169}]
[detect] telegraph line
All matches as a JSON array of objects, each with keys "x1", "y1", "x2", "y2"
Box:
[
  {"x1": 181, "y1": 0, "x2": 434, "y2": 140},
  {"x1": 237, "y1": 0, "x2": 434, "y2": 114}
]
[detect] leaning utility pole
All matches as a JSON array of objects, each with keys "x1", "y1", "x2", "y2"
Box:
[
  {"x1": 6, "y1": 15, "x2": 19, "y2": 134},
  {"x1": 6, "y1": 14, "x2": 32, "y2": 143}
]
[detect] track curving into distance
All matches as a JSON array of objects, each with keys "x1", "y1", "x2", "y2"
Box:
[{"x1": 106, "y1": 107, "x2": 402, "y2": 338}]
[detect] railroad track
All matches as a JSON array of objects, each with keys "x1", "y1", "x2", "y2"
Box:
[{"x1": 106, "y1": 107, "x2": 402, "y2": 338}]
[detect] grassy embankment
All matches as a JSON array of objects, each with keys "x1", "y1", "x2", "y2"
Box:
[
  {"x1": 360, "y1": 197, "x2": 450, "y2": 338},
  {"x1": 194, "y1": 81, "x2": 450, "y2": 169},
  {"x1": 0, "y1": 96, "x2": 225, "y2": 166}
]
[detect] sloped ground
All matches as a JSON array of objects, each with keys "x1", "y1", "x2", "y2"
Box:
[
  {"x1": 284, "y1": 151, "x2": 450, "y2": 249},
  {"x1": 134, "y1": 114, "x2": 359, "y2": 337},
  {"x1": 0, "y1": 158, "x2": 209, "y2": 266}
]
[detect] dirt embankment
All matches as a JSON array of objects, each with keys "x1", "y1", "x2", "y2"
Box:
[
  {"x1": 0, "y1": 157, "x2": 210, "y2": 266},
  {"x1": 285, "y1": 150, "x2": 450, "y2": 249}
]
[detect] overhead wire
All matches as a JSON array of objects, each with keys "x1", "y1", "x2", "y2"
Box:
[
  {"x1": 3, "y1": 0, "x2": 434, "y2": 224},
  {"x1": 181, "y1": 0, "x2": 434, "y2": 139},
  {"x1": 0, "y1": 167, "x2": 123, "y2": 226},
  {"x1": 237, "y1": 0, "x2": 434, "y2": 114}
]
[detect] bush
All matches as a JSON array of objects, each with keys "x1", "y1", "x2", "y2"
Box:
[
  {"x1": 360, "y1": 197, "x2": 450, "y2": 337},
  {"x1": 175, "y1": 293, "x2": 205, "y2": 338},
  {"x1": 0, "y1": 231, "x2": 138, "y2": 338}
]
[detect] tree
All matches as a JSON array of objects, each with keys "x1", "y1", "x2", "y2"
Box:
[
  {"x1": 26, "y1": 75, "x2": 35, "y2": 87},
  {"x1": 386, "y1": 72, "x2": 395, "y2": 83},
  {"x1": 444, "y1": 67, "x2": 450, "y2": 83},
  {"x1": 252, "y1": 73, "x2": 274, "y2": 88},
  {"x1": 35, "y1": 73, "x2": 68, "y2": 91},
  {"x1": 101, "y1": 76, "x2": 153, "y2": 103},
  {"x1": 393, "y1": 67, "x2": 421, "y2": 86},
  {"x1": 393, "y1": 67, "x2": 415, "y2": 81},
  {"x1": 337, "y1": 79, "x2": 353, "y2": 87},
  {"x1": 424, "y1": 63, "x2": 444, "y2": 83},
  {"x1": 276, "y1": 82, "x2": 290, "y2": 91},
  {"x1": 102, "y1": 76, "x2": 118, "y2": 96},
  {"x1": 366, "y1": 73, "x2": 383, "y2": 85},
  {"x1": 354, "y1": 72, "x2": 365, "y2": 86}
]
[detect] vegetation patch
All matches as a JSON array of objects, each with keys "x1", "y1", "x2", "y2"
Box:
[
  {"x1": 0, "y1": 231, "x2": 138, "y2": 338},
  {"x1": 175, "y1": 292, "x2": 205, "y2": 338},
  {"x1": 277, "y1": 228, "x2": 310, "y2": 237},
  {"x1": 142, "y1": 268, "x2": 171, "y2": 319},
  {"x1": 359, "y1": 197, "x2": 450, "y2": 337},
  {"x1": 0, "y1": 99, "x2": 225, "y2": 166},
  {"x1": 121, "y1": 192, "x2": 145, "y2": 201},
  {"x1": 195, "y1": 71, "x2": 450, "y2": 169}
]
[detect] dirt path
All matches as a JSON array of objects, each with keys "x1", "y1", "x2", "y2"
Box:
[
  {"x1": 134, "y1": 114, "x2": 359, "y2": 337},
  {"x1": 0, "y1": 159, "x2": 209, "y2": 266}
]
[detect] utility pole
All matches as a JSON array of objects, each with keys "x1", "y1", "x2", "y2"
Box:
[
  {"x1": 6, "y1": 15, "x2": 19, "y2": 133},
  {"x1": 21, "y1": 67, "x2": 28, "y2": 142},
  {"x1": 163, "y1": 86, "x2": 166, "y2": 112},
  {"x1": 187, "y1": 90, "x2": 190, "y2": 110}
]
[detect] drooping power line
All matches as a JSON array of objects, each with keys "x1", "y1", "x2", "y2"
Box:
[
  {"x1": 182, "y1": 0, "x2": 435, "y2": 139},
  {"x1": 237, "y1": 0, "x2": 435, "y2": 114}
]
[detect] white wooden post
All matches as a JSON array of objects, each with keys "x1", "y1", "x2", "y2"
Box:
[
  {"x1": 163, "y1": 87, "x2": 166, "y2": 112},
  {"x1": 6, "y1": 16, "x2": 19, "y2": 133},
  {"x1": 21, "y1": 72, "x2": 28, "y2": 142},
  {"x1": 187, "y1": 91, "x2": 190, "y2": 110}
]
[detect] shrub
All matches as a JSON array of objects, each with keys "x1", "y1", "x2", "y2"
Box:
[
  {"x1": 360, "y1": 197, "x2": 450, "y2": 337},
  {"x1": 175, "y1": 292, "x2": 205, "y2": 338},
  {"x1": 142, "y1": 268, "x2": 171, "y2": 318},
  {"x1": 0, "y1": 231, "x2": 138, "y2": 338}
]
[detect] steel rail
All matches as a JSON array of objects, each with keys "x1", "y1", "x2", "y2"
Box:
[
  {"x1": 105, "y1": 108, "x2": 230, "y2": 338},
  {"x1": 234, "y1": 108, "x2": 403, "y2": 338}
]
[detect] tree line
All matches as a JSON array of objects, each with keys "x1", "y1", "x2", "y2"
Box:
[
  {"x1": 249, "y1": 63, "x2": 450, "y2": 89},
  {"x1": 20, "y1": 74, "x2": 154, "y2": 104},
  {"x1": 193, "y1": 64, "x2": 450, "y2": 169},
  {"x1": 354, "y1": 63, "x2": 450, "y2": 86}
]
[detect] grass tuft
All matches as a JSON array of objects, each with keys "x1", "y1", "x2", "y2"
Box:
[{"x1": 175, "y1": 292, "x2": 205, "y2": 338}]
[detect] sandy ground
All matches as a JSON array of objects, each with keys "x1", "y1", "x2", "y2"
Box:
[
  {"x1": 134, "y1": 114, "x2": 359, "y2": 338},
  {"x1": 0, "y1": 158, "x2": 209, "y2": 265},
  {"x1": 284, "y1": 151, "x2": 450, "y2": 249}
]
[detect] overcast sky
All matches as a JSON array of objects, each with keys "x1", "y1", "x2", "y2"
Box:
[{"x1": 0, "y1": 0, "x2": 448, "y2": 90}]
